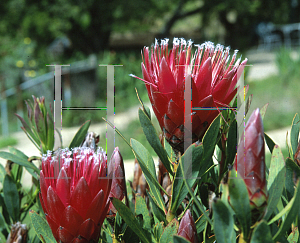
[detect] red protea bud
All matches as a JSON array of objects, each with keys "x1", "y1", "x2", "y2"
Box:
[
  {"x1": 177, "y1": 209, "x2": 198, "y2": 243},
  {"x1": 294, "y1": 139, "x2": 300, "y2": 166},
  {"x1": 108, "y1": 147, "x2": 127, "y2": 214},
  {"x1": 132, "y1": 38, "x2": 247, "y2": 154},
  {"x1": 235, "y1": 108, "x2": 268, "y2": 212},
  {"x1": 39, "y1": 147, "x2": 113, "y2": 243}
]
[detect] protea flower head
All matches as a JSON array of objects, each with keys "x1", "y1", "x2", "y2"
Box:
[
  {"x1": 234, "y1": 108, "x2": 268, "y2": 213},
  {"x1": 132, "y1": 38, "x2": 247, "y2": 154},
  {"x1": 177, "y1": 209, "x2": 198, "y2": 243},
  {"x1": 108, "y1": 147, "x2": 127, "y2": 215},
  {"x1": 39, "y1": 147, "x2": 113, "y2": 243}
]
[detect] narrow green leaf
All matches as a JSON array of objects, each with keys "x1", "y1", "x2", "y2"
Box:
[
  {"x1": 198, "y1": 114, "x2": 220, "y2": 176},
  {"x1": 195, "y1": 213, "x2": 207, "y2": 234},
  {"x1": 171, "y1": 143, "x2": 203, "y2": 214},
  {"x1": 46, "y1": 113, "x2": 54, "y2": 151},
  {"x1": 131, "y1": 138, "x2": 166, "y2": 212},
  {"x1": 160, "y1": 218, "x2": 178, "y2": 243},
  {"x1": 34, "y1": 103, "x2": 47, "y2": 144},
  {"x1": 264, "y1": 133, "x2": 276, "y2": 154},
  {"x1": 273, "y1": 180, "x2": 300, "y2": 241},
  {"x1": 264, "y1": 145, "x2": 286, "y2": 220},
  {"x1": 112, "y1": 198, "x2": 151, "y2": 243},
  {"x1": 138, "y1": 108, "x2": 173, "y2": 175},
  {"x1": 250, "y1": 220, "x2": 273, "y2": 243},
  {"x1": 225, "y1": 119, "x2": 237, "y2": 168},
  {"x1": 173, "y1": 235, "x2": 192, "y2": 243},
  {"x1": 135, "y1": 194, "x2": 151, "y2": 231},
  {"x1": 291, "y1": 113, "x2": 300, "y2": 158},
  {"x1": 131, "y1": 139, "x2": 156, "y2": 178},
  {"x1": 0, "y1": 164, "x2": 6, "y2": 184},
  {"x1": 147, "y1": 190, "x2": 167, "y2": 225},
  {"x1": 8, "y1": 147, "x2": 28, "y2": 160},
  {"x1": 260, "y1": 103, "x2": 269, "y2": 120},
  {"x1": 228, "y1": 170, "x2": 251, "y2": 240},
  {"x1": 285, "y1": 158, "x2": 300, "y2": 200},
  {"x1": 154, "y1": 222, "x2": 164, "y2": 242},
  {"x1": 212, "y1": 199, "x2": 235, "y2": 243},
  {"x1": 180, "y1": 158, "x2": 212, "y2": 226},
  {"x1": 135, "y1": 87, "x2": 151, "y2": 120},
  {"x1": 15, "y1": 113, "x2": 40, "y2": 146},
  {"x1": 3, "y1": 175, "x2": 20, "y2": 222},
  {"x1": 69, "y1": 120, "x2": 91, "y2": 148},
  {"x1": 0, "y1": 212, "x2": 6, "y2": 231},
  {"x1": 29, "y1": 210, "x2": 56, "y2": 243},
  {"x1": 0, "y1": 151, "x2": 39, "y2": 176}
]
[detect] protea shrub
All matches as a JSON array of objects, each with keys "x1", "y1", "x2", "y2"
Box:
[
  {"x1": 39, "y1": 147, "x2": 113, "y2": 243},
  {"x1": 132, "y1": 38, "x2": 247, "y2": 154}
]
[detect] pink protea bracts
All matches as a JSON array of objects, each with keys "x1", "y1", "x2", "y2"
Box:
[
  {"x1": 177, "y1": 209, "x2": 198, "y2": 243},
  {"x1": 235, "y1": 108, "x2": 268, "y2": 212},
  {"x1": 39, "y1": 147, "x2": 113, "y2": 243},
  {"x1": 132, "y1": 38, "x2": 247, "y2": 153}
]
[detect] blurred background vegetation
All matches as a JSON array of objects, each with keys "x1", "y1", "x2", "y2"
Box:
[{"x1": 0, "y1": 0, "x2": 299, "y2": 159}]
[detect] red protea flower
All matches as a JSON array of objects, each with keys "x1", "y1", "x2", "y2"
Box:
[
  {"x1": 132, "y1": 38, "x2": 247, "y2": 153},
  {"x1": 235, "y1": 108, "x2": 268, "y2": 213},
  {"x1": 177, "y1": 209, "x2": 198, "y2": 243},
  {"x1": 39, "y1": 147, "x2": 113, "y2": 243}
]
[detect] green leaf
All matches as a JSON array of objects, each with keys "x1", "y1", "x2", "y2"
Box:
[
  {"x1": 195, "y1": 213, "x2": 207, "y2": 234},
  {"x1": 15, "y1": 113, "x2": 40, "y2": 147},
  {"x1": 285, "y1": 158, "x2": 300, "y2": 200},
  {"x1": 180, "y1": 157, "x2": 212, "y2": 226},
  {"x1": 138, "y1": 108, "x2": 173, "y2": 175},
  {"x1": 198, "y1": 114, "x2": 220, "y2": 176},
  {"x1": 160, "y1": 218, "x2": 178, "y2": 243},
  {"x1": 212, "y1": 199, "x2": 235, "y2": 243},
  {"x1": 135, "y1": 87, "x2": 151, "y2": 120},
  {"x1": 131, "y1": 138, "x2": 166, "y2": 212},
  {"x1": 69, "y1": 120, "x2": 91, "y2": 148},
  {"x1": 135, "y1": 194, "x2": 151, "y2": 231},
  {"x1": 171, "y1": 143, "x2": 203, "y2": 214},
  {"x1": 8, "y1": 147, "x2": 28, "y2": 160},
  {"x1": 260, "y1": 103, "x2": 269, "y2": 120},
  {"x1": 264, "y1": 133, "x2": 276, "y2": 154},
  {"x1": 154, "y1": 222, "x2": 164, "y2": 242},
  {"x1": 291, "y1": 113, "x2": 300, "y2": 158},
  {"x1": 112, "y1": 198, "x2": 152, "y2": 243},
  {"x1": 273, "y1": 180, "x2": 300, "y2": 241},
  {"x1": 0, "y1": 164, "x2": 6, "y2": 184},
  {"x1": 228, "y1": 170, "x2": 251, "y2": 240},
  {"x1": 264, "y1": 145, "x2": 286, "y2": 220},
  {"x1": 250, "y1": 220, "x2": 273, "y2": 243},
  {"x1": 3, "y1": 175, "x2": 20, "y2": 222},
  {"x1": 173, "y1": 235, "x2": 192, "y2": 243},
  {"x1": 29, "y1": 210, "x2": 56, "y2": 243},
  {"x1": 287, "y1": 227, "x2": 299, "y2": 242},
  {"x1": 34, "y1": 103, "x2": 47, "y2": 145},
  {"x1": 225, "y1": 119, "x2": 237, "y2": 168},
  {"x1": 46, "y1": 113, "x2": 54, "y2": 151},
  {"x1": 147, "y1": 190, "x2": 167, "y2": 225},
  {"x1": 0, "y1": 152, "x2": 39, "y2": 178},
  {"x1": 0, "y1": 212, "x2": 6, "y2": 231}
]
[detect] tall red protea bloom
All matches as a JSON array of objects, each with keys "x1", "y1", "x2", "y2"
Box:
[
  {"x1": 235, "y1": 108, "x2": 268, "y2": 213},
  {"x1": 177, "y1": 209, "x2": 198, "y2": 243},
  {"x1": 132, "y1": 38, "x2": 247, "y2": 153},
  {"x1": 39, "y1": 147, "x2": 113, "y2": 243}
]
